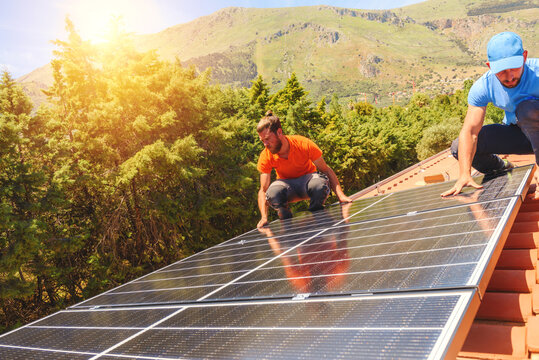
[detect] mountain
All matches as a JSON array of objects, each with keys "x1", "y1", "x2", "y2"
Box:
[
  {"x1": 17, "y1": 63, "x2": 53, "y2": 108},
  {"x1": 17, "y1": 0, "x2": 539, "y2": 107}
]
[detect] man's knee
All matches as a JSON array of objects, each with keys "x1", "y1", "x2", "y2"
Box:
[
  {"x1": 516, "y1": 99, "x2": 539, "y2": 125},
  {"x1": 307, "y1": 174, "x2": 329, "y2": 197},
  {"x1": 265, "y1": 182, "x2": 289, "y2": 209},
  {"x1": 307, "y1": 174, "x2": 330, "y2": 212}
]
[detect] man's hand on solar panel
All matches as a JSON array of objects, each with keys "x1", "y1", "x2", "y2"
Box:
[
  {"x1": 257, "y1": 172, "x2": 271, "y2": 228},
  {"x1": 257, "y1": 216, "x2": 269, "y2": 229},
  {"x1": 441, "y1": 105, "x2": 485, "y2": 197},
  {"x1": 451, "y1": 188, "x2": 483, "y2": 203},
  {"x1": 441, "y1": 175, "x2": 483, "y2": 197},
  {"x1": 256, "y1": 110, "x2": 351, "y2": 227},
  {"x1": 340, "y1": 201, "x2": 352, "y2": 222}
]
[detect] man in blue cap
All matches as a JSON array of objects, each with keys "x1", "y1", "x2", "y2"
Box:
[{"x1": 442, "y1": 31, "x2": 539, "y2": 197}]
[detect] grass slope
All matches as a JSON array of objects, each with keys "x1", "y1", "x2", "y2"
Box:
[{"x1": 18, "y1": 0, "x2": 539, "y2": 107}]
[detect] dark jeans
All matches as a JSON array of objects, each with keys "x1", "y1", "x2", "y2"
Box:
[
  {"x1": 266, "y1": 172, "x2": 330, "y2": 219},
  {"x1": 451, "y1": 99, "x2": 539, "y2": 173}
]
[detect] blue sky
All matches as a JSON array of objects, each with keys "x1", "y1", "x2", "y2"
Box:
[{"x1": 0, "y1": 0, "x2": 424, "y2": 78}]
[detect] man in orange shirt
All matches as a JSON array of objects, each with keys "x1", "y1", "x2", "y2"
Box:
[{"x1": 257, "y1": 111, "x2": 352, "y2": 228}]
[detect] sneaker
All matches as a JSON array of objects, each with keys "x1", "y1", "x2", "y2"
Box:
[
  {"x1": 277, "y1": 207, "x2": 293, "y2": 220},
  {"x1": 502, "y1": 159, "x2": 514, "y2": 171},
  {"x1": 489, "y1": 159, "x2": 514, "y2": 175}
]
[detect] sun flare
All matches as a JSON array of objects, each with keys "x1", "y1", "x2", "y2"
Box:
[{"x1": 60, "y1": 0, "x2": 162, "y2": 43}]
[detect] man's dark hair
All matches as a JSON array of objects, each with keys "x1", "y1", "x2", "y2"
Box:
[{"x1": 257, "y1": 110, "x2": 282, "y2": 133}]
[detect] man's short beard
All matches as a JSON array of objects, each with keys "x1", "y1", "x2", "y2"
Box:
[
  {"x1": 269, "y1": 138, "x2": 282, "y2": 154},
  {"x1": 500, "y1": 73, "x2": 523, "y2": 88},
  {"x1": 502, "y1": 78, "x2": 520, "y2": 88}
]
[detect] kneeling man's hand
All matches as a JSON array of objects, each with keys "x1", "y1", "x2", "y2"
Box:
[
  {"x1": 441, "y1": 176, "x2": 483, "y2": 197},
  {"x1": 257, "y1": 217, "x2": 269, "y2": 228}
]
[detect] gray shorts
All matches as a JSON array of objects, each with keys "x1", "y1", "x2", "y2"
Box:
[{"x1": 265, "y1": 172, "x2": 330, "y2": 212}]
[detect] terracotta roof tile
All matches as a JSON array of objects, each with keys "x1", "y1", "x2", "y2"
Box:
[
  {"x1": 521, "y1": 202, "x2": 539, "y2": 212},
  {"x1": 512, "y1": 222, "x2": 539, "y2": 234},
  {"x1": 458, "y1": 322, "x2": 527, "y2": 359},
  {"x1": 352, "y1": 150, "x2": 459, "y2": 198},
  {"x1": 528, "y1": 316, "x2": 539, "y2": 352},
  {"x1": 487, "y1": 270, "x2": 535, "y2": 293},
  {"x1": 505, "y1": 233, "x2": 539, "y2": 249},
  {"x1": 516, "y1": 212, "x2": 539, "y2": 222},
  {"x1": 534, "y1": 284, "x2": 539, "y2": 314},
  {"x1": 496, "y1": 249, "x2": 537, "y2": 270},
  {"x1": 476, "y1": 293, "x2": 532, "y2": 323}
]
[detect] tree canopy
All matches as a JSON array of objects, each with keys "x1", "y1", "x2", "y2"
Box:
[{"x1": 0, "y1": 22, "x2": 487, "y2": 333}]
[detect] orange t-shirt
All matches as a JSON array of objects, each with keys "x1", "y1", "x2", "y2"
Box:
[{"x1": 257, "y1": 135, "x2": 322, "y2": 179}]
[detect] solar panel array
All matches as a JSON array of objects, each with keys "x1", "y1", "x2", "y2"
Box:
[{"x1": 0, "y1": 165, "x2": 533, "y2": 359}]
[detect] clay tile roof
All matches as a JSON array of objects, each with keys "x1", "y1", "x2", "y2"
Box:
[{"x1": 354, "y1": 150, "x2": 539, "y2": 359}]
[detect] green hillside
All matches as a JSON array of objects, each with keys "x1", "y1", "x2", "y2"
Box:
[
  {"x1": 18, "y1": 0, "x2": 539, "y2": 107},
  {"x1": 398, "y1": 0, "x2": 538, "y2": 20}
]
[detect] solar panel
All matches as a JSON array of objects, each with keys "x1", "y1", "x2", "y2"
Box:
[
  {"x1": 0, "y1": 348, "x2": 91, "y2": 360},
  {"x1": 0, "y1": 291, "x2": 475, "y2": 360},
  {"x1": 198, "y1": 198, "x2": 517, "y2": 301},
  {"x1": 0, "y1": 164, "x2": 533, "y2": 359},
  {"x1": 71, "y1": 174, "x2": 526, "y2": 308},
  {"x1": 217, "y1": 193, "x2": 392, "y2": 244},
  {"x1": 72, "y1": 194, "x2": 394, "y2": 308},
  {"x1": 346, "y1": 165, "x2": 531, "y2": 223}
]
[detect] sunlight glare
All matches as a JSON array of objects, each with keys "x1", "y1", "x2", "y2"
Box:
[{"x1": 60, "y1": 0, "x2": 163, "y2": 43}]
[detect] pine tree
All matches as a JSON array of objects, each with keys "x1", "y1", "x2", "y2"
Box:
[
  {"x1": 0, "y1": 70, "x2": 50, "y2": 330},
  {"x1": 249, "y1": 75, "x2": 269, "y2": 113},
  {"x1": 267, "y1": 72, "x2": 306, "y2": 115}
]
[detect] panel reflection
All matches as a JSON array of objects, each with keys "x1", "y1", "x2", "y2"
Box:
[
  {"x1": 238, "y1": 203, "x2": 353, "y2": 295},
  {"x1": 210, "y1": 199, "x2": 510, "y2": 299}
]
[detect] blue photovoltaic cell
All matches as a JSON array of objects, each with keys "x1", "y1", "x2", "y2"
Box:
[
  {"x1": 32, "y1": 308, "x2": 178, "y2": 328},
  {"x1": 73, "y1": 166, "x2": 531, "y2": 309},
  {"x1": 73, "y1": 170, "x2": 523, "y2": 308},
  {"x1": 0, "y1": 165, "x2": 532, "y2": 360},
  {"x1": 208, "y1": 198, "x2": 512, "y2": 300},
  {"x1": 216, "y1": 194, "x2": 391, "y2": 246},
  {"x1": 73, "y1": 200, "x2": 382, "y2": 308},
  {"x1": 346, "y1": 165, "x2": 531, "y2": 223},
  {"x1": 74, "y1": 197, "x2": 511, "y2": 306},
  {"x1": 0, "y1": 347, "x2": 93, "y2": 360},
  {"x1": 73, "y1": 229, "x2": 324, "y2": 307},
  {"x1": 0, "y1": 328, "x2": 138, "y2": 353},
  {"x1": 0, "y1": 291, "x2": 474, "y2": 359},
  {"x1": 105, "y1": 292, "x2": 472, "y2": 360}
]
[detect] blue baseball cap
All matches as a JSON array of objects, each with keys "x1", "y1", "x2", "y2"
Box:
[{"x1": 487, "y1": 32, "x2": 524, "y2": 74}]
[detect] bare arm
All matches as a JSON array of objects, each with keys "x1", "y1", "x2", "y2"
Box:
[
  {"x1": 257, "y1": 173, "x2": 271, "y2": 228},
  {"x1": 313, "y1": 157, "x2": 352, "y2": 203},
  {"x1": 441, "y1": 105, "x2": 486, "y2": 197}
]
